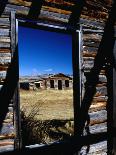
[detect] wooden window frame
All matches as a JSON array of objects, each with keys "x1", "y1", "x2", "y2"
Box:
[{"x1": 16, "y1": 18, "x2": 82, "y2": 148}]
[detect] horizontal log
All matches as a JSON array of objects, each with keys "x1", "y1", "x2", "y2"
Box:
[
  {"x1": 0, "y1": 43, "x2": 10, "y2": 48},
  {"x1": 0, "y1": 142, "x2": 14, "y2": 147},
  {"x1": 3, "y1": 119, "x2": 13, "y2": 124},
  {"x1": 80, "y1": 18, "x2": 104, "y2": 30},
  {"x1": 95, "y1": 86, "x2": 107, "y2": 96},
  {"x1": 0, "y1": 53, "x2": 11, "y2": 57},
  {"x1": 8, "y1": 0, "x2": 74, "y2": 10},
  {"x1": 0, "y1": 145, "x2": 14, "y2": 153},
  {"x1": 0, "y1": 57, "x2": 11, "y2": 64},
  {"x1": 0, "y1": 135, "x2": 15, "y2": 140},
  {"x1": 5, "y1": 4, "x2": 69, "y2": 23},
  {"x1": 83, "y1": 41, "x2": 100, "y2": 48},
  {"x1": 0, "y1": 49, "x2": 11, "y2": 53},
  {"x1": 89, "y1": 102, "x2": 106, "y2": 112},
  {"x1": 83, "y1": 122, "x2": 107, "y2": 135},
  {"x1": 0, "y1": 71, "x2": 7, "y2": 78},
  {"x1": 0, "y1": 37, "x2": 10, "y2": 43},
  {"x1": 99, "y1": 75, "x2": 107, "y2": 83},
  {"x1": 0, "y1": 18, "x2": 10, "y2": 26},
  {"x1": 0, "y1": 65, "x2": 8, "y2": 71},
  {"x1": 93, "y1": 96, "x2": 108, "y2": 102},
  {"x1": 80, "y1": 141, "x2": 107, "y2": 154},
  {"x1": 8, "y1": 0, "x2": 72, "y2": 14},
  {"x1": 83, "y1": 29, "x2": 104, "y2": 33},
  {"x1": 89, "y1": 110, "x2": 107, "y2": 125},
  {"x1": 83, "y1": 46, "x2": 98, "y2": 53},
  {"x1": 8, "y1": 107, "x2": 13, "y2": 113},
  {"x1": 5, "y1": 112, "x2": 13, "y2": 120},
  {"x1": 83, "y1": 33, "x2": 102, "y2": 41},
  {"x1": 83, "y1": 57, "x2": 95, "y2": 61},
  {"x1": 83, "y1": 51, "x2": 97, "y2": 57},
  {"x1": 0, "y1": 29, "x2": 10, "y2": 36},
  {"x1": 0, "y1": 122, "x2": 14, "y2": 136}
]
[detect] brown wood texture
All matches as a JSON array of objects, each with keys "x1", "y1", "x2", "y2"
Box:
[{"x1": 0, "y1": 0, "x2": 113, "y2": 153}]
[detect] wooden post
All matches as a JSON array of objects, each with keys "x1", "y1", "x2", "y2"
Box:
[
  {"x1": 113, "y1": 38, "x2": 116, "y2": 154},
  {"x1": 11, "y1": 11, "x2": 22, "y2": 149},
  {"x1": 72, "y1": 29, "x2": 82, "y2": 135}
]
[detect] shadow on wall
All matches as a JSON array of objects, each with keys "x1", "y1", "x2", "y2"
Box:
[
  {"x1": 76, "y1": 1, "x2": 116, "y2": 154},
  {"x1": 0, "y1": 48, "x2": 19, "y2": 131}
]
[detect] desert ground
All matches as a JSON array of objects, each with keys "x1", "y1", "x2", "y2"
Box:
[
  {"x1": 20, "y1": 89, "x2": 74, "y2": 145},
  {"x1": 20, "y1": 89, "x2": 74, "y2": 121}
]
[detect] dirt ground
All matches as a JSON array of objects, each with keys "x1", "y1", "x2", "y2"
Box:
[{"x1": 20, "y1": 89, "x2": 74, "y2": 121}]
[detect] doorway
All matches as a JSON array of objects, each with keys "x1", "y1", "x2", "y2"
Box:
[{"x1": 58, "y1": 80, "x2": 62, "y2": 90}]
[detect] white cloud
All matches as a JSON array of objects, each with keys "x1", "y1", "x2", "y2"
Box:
[{"x1": 44, "y1": 68, "x2": 53, "y2": 72}]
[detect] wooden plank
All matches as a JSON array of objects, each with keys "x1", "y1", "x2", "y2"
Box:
[
  {"x1": 0, "y1": 43, "x2": 10, "y2": 48},
  {"x1": 80, "y1": 141, "x2": 107, "y2": 154},
  {"x1": 0, "y1": 29, "x2": 10, "y2": 36},
  {"x1": 83, "y1": 29, "x2": 104, "y2": 33},
  {"x1": 99, "y1": 75, "x2": 107, "y2": 83},
  {"x1": 0, "y1": 65, "x2": 8, "y2": 71},
  {"x1": 93, "y1": 96, "x2": 108, "y2": 102},
  {"x1": 0, "y1": 57, "x2": 11, "y2": 65},
  {"x1": 89, "y1": 110, "x2": 107, "y2": 125},
  {"x1": 0, "y1": 37, "x2": 10, "y2": 43},
  {"x1": 80, "y1": 18, "x2": 104, "y2": 30},
  {"x1": 0, "y1": 139, "x2": 14, "y2": 145},
  {"x1": 8, "y1": 0, "x2": 74, "y2": 12},
  {"x1": 0, "y1": 140, "x2": 14, "y2": 153},
  {"x1": 0, "y1": 49, "x2": 11, "y2": 53},
  {"x1": 96, "y1": 86, "x2": 107, "y2": 96},
  {"x1": 89, "y1": 102, "x2": 106, "y2": 112},
  {"x1": 83, "y1": 122, "x2": 107, "y2": 135},
  {"x1": 5, "y1": 4, "x2": 69, "y2": 23},
  {"x1": 83, "y1": 34, "x2": 102, "y2": 41},
  {"x1": 11, "y1": 11, "x2": 22, "y2": 149},
  {"x1": 0, "y1": 71, "x2": 6, "y2": 78},
  {"x1": 83, "y1": 51, "x2": 97, "y2": 57},
  {"x1": 83, "y1": 46, "x2": 98, "y2": 53},
  {"x1": 83, "y1": 41, "x2": 100, "y2": 48},
  {"x1": 0, "y1": 122, "x2": 14, "y2": 136},
  {"x1": 0, "y1": 18, "x2": 10, "y2": 26},
  {"x1": 0, "y1": 53, "x2": 11, "y2": 57}
]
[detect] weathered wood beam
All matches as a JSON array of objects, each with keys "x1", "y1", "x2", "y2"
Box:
[
  {"x1": 0, "y1": 65, "x2": 8, "y2": 71},
  {"x1": 8, "y1": 0, "x2": 74, "y2": 11},
  {"x1": 0, "y1": 49, "x2": 11, "y2": 53},
  {"x1": 80, "y1": 141, "x2": 107, "y2": 154},
  {"x1": 89, "y1": 110, "x2": 107, "y2": 125},
  {"x1": 67, "y1": 0, "x2": 85, "y2": 29},
  {"x1": 0, "y1": 29, "x2": 10, "y2": 36}
]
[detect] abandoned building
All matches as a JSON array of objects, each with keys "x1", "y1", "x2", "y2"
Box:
[
  {"x1": 0, "y1": 0, "x2": 116, "y2": 154},
  {"x1": 45, "y1": 73, "x2": 73, "y2": 90},
  {"x1": 19, "y1": 73, "x2": 73, "y2": 90}
]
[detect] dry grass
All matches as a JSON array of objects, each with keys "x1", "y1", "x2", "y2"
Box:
[
  {"x1": 20, "y1": 89, "x2": 74, "y2": 120},
  {"x1": 20, "y1": 89, "x2": 74, "y2": 145}
]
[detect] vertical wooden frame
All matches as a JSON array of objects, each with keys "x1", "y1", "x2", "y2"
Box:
[
  {"x1": 11, "y1": 11, "x2": 22, "y2": 149},
  {"x1": 72, "y1": 28, "x2": 82, "y2": 135}
]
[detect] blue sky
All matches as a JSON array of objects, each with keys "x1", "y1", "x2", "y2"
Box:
[{"x1": 18, "y1": 26, "x2": 72, "y2": 76}]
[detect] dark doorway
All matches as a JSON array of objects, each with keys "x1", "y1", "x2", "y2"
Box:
[
  {"x1": 20, "y1": 82, "x2": 29, "y2": 90},
  {"x1": 50, "y1": 80, "x2": 54, "y2": 88},
  {"x1": 58, "y1": 80, "x2": 62, "y2": 90},
  {"x1": 65, "y1": 80, "x2": 69, "y2": 87},
  {"x1": 35, "y1": 83, "x2": 40, "y2": 88}
]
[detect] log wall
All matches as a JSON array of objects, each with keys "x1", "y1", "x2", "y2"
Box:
[
  {"x1": 0, "y1": 0, "x2": 113, "y2": 154},
  {"x1": 0, "y1": 12, "x2": 14, "y2": 152}
]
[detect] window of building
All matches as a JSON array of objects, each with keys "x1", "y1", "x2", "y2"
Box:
[{"x1": 17, "y1": 20, "x2": 81, "y2": 148}]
